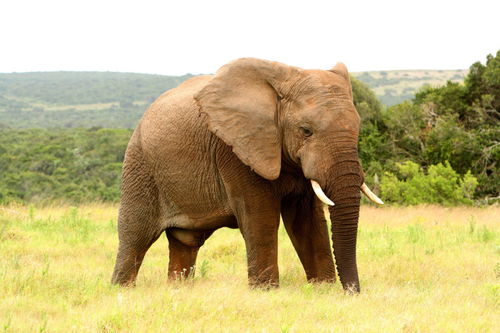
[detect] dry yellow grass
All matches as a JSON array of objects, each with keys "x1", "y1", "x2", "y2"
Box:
[{"x1": 0, "y1": 204, "x2": 498, "y2": 332}]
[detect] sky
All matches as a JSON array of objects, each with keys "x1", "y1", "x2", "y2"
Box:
[{"x1": 1, "y1": 0, "x2": 498, "y2": 75}]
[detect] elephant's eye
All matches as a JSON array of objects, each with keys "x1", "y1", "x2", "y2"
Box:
[{"x1": 300, "y1": 126, "x2": 313, "y2": 137}]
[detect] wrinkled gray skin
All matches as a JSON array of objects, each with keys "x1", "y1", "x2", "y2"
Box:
[{"x1": 111, "y1": 58, "x2": 363, "y2": 292}]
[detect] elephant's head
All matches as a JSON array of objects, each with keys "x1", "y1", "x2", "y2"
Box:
[{"x1": 195, "y1": 58, "x2": 382, "y2": 292}]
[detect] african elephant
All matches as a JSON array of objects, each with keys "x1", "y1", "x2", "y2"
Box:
[{"x1": 111, "y1": 58, "x2": 382, "y2": 292}]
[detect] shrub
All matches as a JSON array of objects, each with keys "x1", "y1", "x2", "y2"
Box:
[{"x1": 380, "y1": 161, "x2": 478, "y2": 205}]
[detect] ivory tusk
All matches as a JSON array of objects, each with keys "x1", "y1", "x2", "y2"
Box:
[
  {"x1": 361, "y1": 183, "x2": 384, "y2": 205},
  {"x1": 310, "y1": 180, "x2": 335, "y2": 206}
]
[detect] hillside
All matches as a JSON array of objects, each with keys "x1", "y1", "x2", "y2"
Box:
[
  {"x1": 0, "y1": 72, "x2": 194, "y2": 128},
  {"x1": 0, "y1": 69, "x2": 465, "y2": 128},
  {"x1": 352, "y1": 69, "x2": 468, "y2": 105}
]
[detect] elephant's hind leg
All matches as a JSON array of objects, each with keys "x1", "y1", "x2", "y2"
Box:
[
  {"x1": 111, "y1": 230, "x2": 161, "y2": 286},
  {"x1": 111, "y1": 149, "x2": 162, "y2": 286},
  {"x1": 111, "y1": 213, "x2": 163, "y2": 286}
]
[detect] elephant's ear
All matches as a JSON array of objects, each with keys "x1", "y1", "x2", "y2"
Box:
[
  {"x1": 330, "y1": 62, "x2": 353, "y2": 100},
  {"x1": 195, "y1": 58, "x2": 295, "y2": 180}
]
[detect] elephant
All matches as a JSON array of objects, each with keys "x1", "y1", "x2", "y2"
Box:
[{"x1": 111, "y1": 58, "x2": 383, "y2": 292}]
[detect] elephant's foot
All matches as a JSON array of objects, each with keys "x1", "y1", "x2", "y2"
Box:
[
  {"x1": 111, "y1": 255, "x2": 144, "y2": 287},
  {"x1": 247, "y1": 263, "x2": 279, "y2": 289},
  {"x1": 249, "y1": 280, "x2": 279, "y2": 290},
  {"x1": 307, "y1": 276, "x2": 336, "y2": 284},
  {"x1": 111, "y1": 272, "x2": 137, "y2": 287}
]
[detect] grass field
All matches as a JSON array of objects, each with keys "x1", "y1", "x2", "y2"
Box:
[{"x1": 0, "y1": 204, "x2": 498, "y2": 332}]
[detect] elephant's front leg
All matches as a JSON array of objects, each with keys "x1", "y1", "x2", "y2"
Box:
[
  {"x1": 281, "y1": 195, "x2": 336, "y2": 283},
  {"x1": 238, "y1": 204, "x2": 281, "y2": 288}
]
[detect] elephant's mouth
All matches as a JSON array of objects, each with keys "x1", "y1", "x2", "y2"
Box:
[{"x1": 309, "y1": 179, "x2": 383, "y2": 206}]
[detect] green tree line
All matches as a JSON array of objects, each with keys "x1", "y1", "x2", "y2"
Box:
[
  {"x1": 0, "y1": 50, "x2": 498, "y2": 205},
  {"x1": 0, "y1": 128, "x2": 131, "y2": 203},
  {"x1": 357, "y1": 50, "x2": 499, "y2": 204}
]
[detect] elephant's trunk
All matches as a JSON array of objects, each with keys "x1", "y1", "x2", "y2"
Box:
[{"x1": 325, "y1": 157, "x2": 362, "y2": 293}]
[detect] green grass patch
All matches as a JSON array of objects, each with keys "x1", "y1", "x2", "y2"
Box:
[{"x1": 0, "y1": 205, "x2": 498, "y2": 331}]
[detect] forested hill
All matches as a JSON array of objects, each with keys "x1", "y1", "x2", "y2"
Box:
[
  {"x1": 352, "y1": 69, "x2": 467, "y2": 106},
  {"x1": 0, "y1": 72, "x2": 194, "y2": 128},
  {"x1": 0, "y1": 69, "x2": 464, "y2": 128}
]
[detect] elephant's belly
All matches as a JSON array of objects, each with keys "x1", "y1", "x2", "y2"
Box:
[
  {"x1": 158, "y1": 192, "x2": 237, "y2": 230},
  {"x1": 155, "y1": 165, "x2": 236, "y2": 230},
  {"x1": 162, "y1": 210, "x2": 237, "y2": 230}
]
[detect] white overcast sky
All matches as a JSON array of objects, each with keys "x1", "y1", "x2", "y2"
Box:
[{"x1": 1, "y1": 0, "x2": 498, "y2": 75}]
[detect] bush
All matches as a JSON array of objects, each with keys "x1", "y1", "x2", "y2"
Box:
[
  {"x1": 380, "y1": 161, "x2": 478, "y2": 205},
  {"x1": 0, "y1": 128, "x2": 131, "y2": 204}
]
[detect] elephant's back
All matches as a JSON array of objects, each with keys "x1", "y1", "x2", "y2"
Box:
[
  {"x1": 129, "y1": 74, "x2": 233, "y2": 223},
  {"x1": 156, "y1": 75, "x2": 213, "y2": 103},
  {"x1": 138, "y1": 75, "x2": 213, "y2": 153},
  {"x1": 142, "y1": 74, "x2": 213, "y2": 125}
]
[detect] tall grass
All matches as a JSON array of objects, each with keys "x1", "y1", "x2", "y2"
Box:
[{"x1": 0, "y1": 204, "x2": 498, "y2": 332}]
